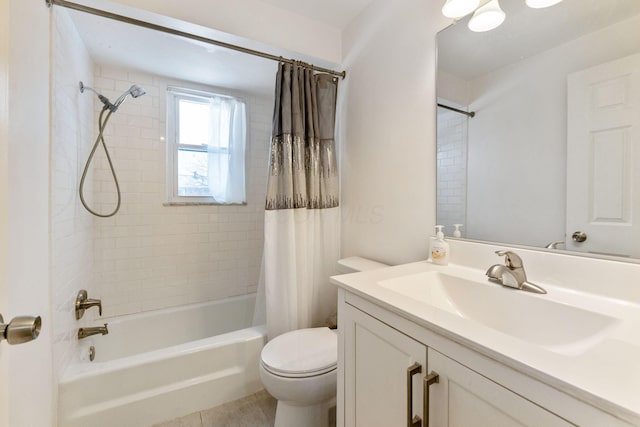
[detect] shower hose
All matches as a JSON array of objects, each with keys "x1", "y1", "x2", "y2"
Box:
[{"x1": 79, "y1": 107, "x2": 121, "y2": 218}]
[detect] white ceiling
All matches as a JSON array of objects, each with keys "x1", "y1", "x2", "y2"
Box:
[
  {"x1": 66, "y1": 0, "x2": 374, "y2": 96},
  {"x1": 68, "y1": 9, "x2": 279, "y2": 96},
  {"x1": 258, "y1": 0, "x2": 374, "y2": 30},
  {"x1": 438, "y1": 0, "x2": 640, "y2": 80}
]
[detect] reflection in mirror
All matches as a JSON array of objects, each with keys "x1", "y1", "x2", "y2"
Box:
[{"x1": 436, "y1": 0, "x2": 640, "y2": 260}]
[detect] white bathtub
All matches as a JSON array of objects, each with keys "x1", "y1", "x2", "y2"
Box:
[{"x1": 58, "y1": 294, "x2": 266, "y2": 427}]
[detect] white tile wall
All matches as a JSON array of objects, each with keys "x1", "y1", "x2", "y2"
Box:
[
  {"x1": 51, "y1": 9, "x2": 96, "y2": 379},
  {"x1": 51, "y1": 11, "x2": 273, "y2": 380},
  {"x1": 436, "y1": 107, "x2": 468, "y2": 237},
  {"x1": 91, "y1": 66, "x2": 272, "y2": 317}
]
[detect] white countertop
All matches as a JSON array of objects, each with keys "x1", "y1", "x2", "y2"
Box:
[{"x1": 331, "y1": 260, "x2": 640, "y2": 425}]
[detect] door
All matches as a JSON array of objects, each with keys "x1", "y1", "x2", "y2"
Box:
[
  {"x1": 427, "y1": 349, "x2": 572, "y2": 426},
  {"x1": 567, "y1": 53, "x2": 640, "y2": 257},
  {"x1": 343, "y1": 304, "x2": 427, "y2": 427},
  {"x1": 1, "y1": 1, "x2": 53, "y2": 426}
]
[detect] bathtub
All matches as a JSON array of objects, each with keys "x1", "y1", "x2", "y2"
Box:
[{"x1": 58, "y1": 294, "x2": 266, "y2": 427}]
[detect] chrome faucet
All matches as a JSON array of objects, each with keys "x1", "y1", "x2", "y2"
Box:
[
  {"x1": 75, "y1": 290, "x2": 102, "y2": 320},
  {"x1": 486, "y1": 250, "x2": 546, "y2": 294},
  {"x1": 78, "y1": 324, "x2": 108, "y2": 339}
]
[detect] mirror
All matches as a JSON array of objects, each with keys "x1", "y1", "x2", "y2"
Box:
[{"x1": 436, "y1": 0, "x2": 640, "y2": 260}]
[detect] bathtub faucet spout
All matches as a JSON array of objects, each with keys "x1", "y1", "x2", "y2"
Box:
[{"x1": 78, "y1": 324, "x2": 108, "y2": 339}]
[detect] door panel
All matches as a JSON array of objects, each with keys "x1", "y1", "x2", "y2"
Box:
[
  {"x1": 0, "y1": 1, "x2": 53, "y2": 426},
  {"x1": 344, "y1": 305, "x2": 427, "y2": 427},
  {"x1": 567, "y1": 53, "x2": 640, "y2": 257},
  {"x1": 428, "y1": 349, "x2": 572, "y2": 427}
]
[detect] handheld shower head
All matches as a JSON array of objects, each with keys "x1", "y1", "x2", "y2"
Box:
[
  {"x1": 128, "y1": 85, "x2": 146, "y2": 98},
  {"x1": 79, "y1": 81, "x2": 147, "y2": 112},
  {"x1": 113, "y1": 84, "x2": 147, "y2": 110}
]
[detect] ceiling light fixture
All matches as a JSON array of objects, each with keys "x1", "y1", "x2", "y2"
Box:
[
  {"x1": 441, "y1": 0, "x2": 480, "y2": 19},
  {"x1": 468, "y1": 0, "x2": 505, "y2": 32},
  {"x1": 443, "y1": 0, "x2": 563, "y2": 32}
]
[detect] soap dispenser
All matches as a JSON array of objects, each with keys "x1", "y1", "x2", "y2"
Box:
[
  {"x1": 453, "y1": 224, "x2": 463, "y2": 238},
  {"x1": 430, "y1": 225, "x2": 450, "y2": 265}
]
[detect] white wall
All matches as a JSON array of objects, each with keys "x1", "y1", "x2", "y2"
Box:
[
  {"x1": 89, "y1": 66, "x2": 272, "y2": 317},
  {"x1": 51, "y1": 8, "x2": 97, "y2": 385},
  {"x1": 438, "y1": 70, "x2": 470, "y2": 107},
  {"x1": 464, "y1": 14, "x2": 640, "y2": 247},
  {"x1": 339, "y1": 0, "x2": 450, "y2": 265}
]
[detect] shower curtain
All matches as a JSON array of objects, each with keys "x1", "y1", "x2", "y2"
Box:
[{"x1": 259, "y1": 62, "x2": 340, "y2": 340}]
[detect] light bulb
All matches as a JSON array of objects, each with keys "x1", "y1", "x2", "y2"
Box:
[
  {"x1": 442, "y1": 0, "x2": 480, "y2": 19},
  {"x1": 526, "y1": 0, "x2": 563, "y2": 8},
  {"x1": 468, "y1": 0, "x2": 505, "y2": 32}
]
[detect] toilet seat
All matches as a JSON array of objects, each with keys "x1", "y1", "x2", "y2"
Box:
[{"x1": 260, "y1": 327, "x2": 337, "y2": 378}]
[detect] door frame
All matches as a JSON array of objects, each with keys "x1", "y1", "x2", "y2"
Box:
[{"x1": 1, "y1": 0, "x2": 10, "y2": 423}]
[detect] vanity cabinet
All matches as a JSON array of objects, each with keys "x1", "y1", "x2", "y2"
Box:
[
  {"x1": 341, "y1": 302, "x2": 569, "y2": 427},
  {"x1": 338, "y1": 290, "x2": 632, "y2": 427},
  {"x1": 428, "y1": 350, "x2": 570, "y2": 426}
]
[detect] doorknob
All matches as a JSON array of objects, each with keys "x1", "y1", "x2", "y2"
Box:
[
  {"x1": 0, "y1": 313, "x2": 42, "y2": 345},
  {"x1": 572, "y1": 231, "x2": 587, "y2": 243}
]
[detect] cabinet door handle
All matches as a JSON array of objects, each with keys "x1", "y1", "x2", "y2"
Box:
[
  {"x1": 422, "y1": 371, "x2": 439, "y2": 427},
  {"x1": 407, "y1": 362, "x2": 423, "y2": 427}
]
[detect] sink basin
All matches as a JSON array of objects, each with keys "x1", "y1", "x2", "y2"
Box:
[{"x1": 377, "y1": 271, "x2": 620, "y2": 356}]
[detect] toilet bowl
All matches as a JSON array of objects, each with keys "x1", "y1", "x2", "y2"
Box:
[
  {"x1": 260, "y1": 327, "x2": 337, "y2": 427},
  {"x1": 260, "y1": 257, "x2": 389, "y2": 427}
]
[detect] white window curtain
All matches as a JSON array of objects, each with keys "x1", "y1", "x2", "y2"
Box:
[{"x1": 207, "y1": 96, "x2": 246, "y2": 204}]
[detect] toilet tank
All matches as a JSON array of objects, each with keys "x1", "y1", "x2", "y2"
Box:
[{"x1": 337, "y1": 256, "x2": 389, "y2": 274}]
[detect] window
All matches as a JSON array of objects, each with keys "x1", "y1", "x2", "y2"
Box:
[{"x1": 167, "y1": 87, "x2": 246, "y2": 204}]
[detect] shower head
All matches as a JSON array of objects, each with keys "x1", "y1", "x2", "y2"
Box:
[
  {"x1": 113, "y1": 84, "x2": 147, "y2": 110},
  {"x1": 128, "y1": 85, "x2": 146, "y2": 98},
  {"x1": 79, "y1": 81, "x2": 146, "y2": 112}
]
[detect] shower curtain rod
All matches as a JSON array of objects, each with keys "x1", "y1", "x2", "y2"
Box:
[
  {"x1": 45, "y1": 0, "x2": 347, "y2": 79},
  {"x1": 437, "y1": 103, "x2": 475, "y2": 118}
]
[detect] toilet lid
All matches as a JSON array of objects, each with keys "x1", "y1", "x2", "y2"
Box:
[{"x1": 261, "y1": 327, "x2": 337, "y2": 378}]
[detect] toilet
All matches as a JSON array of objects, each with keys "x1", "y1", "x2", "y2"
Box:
[{"x1": 259, "y1": 257, "x2": 388, "y2": 427}]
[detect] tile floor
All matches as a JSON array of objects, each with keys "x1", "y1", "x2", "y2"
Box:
[{"x1": 151, "y1": 390, "x2": 277, "y2": 427}]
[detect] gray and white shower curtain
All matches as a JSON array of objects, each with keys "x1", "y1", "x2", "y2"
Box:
[{"x1": 258, "y1": 62, "x2": 340, "y2": 339}]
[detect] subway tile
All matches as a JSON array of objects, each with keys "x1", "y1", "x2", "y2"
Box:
[
  {"x1": 98, "y1": 66, "x2": 129, "y2": 81},
  {"x1": 54, "y1": 57, "x2": 270, "y2": 372}
]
